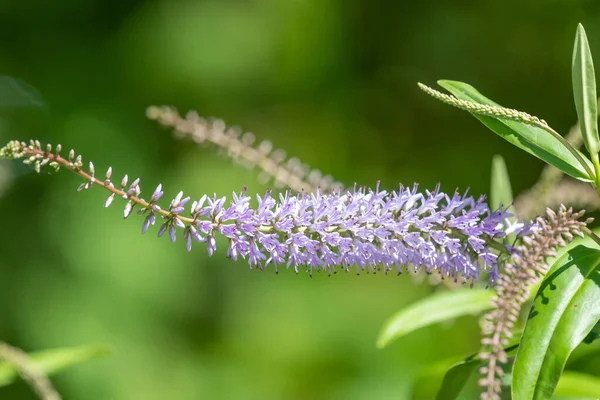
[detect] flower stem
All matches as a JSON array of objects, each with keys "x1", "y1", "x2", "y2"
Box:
[{"x1": 19, "y1": 145, "x2": 197, "y2": 225}]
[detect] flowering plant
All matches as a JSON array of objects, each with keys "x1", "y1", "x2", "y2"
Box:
[{"x1": 1, "y1": 23, "x2": 599, "y2": 400}]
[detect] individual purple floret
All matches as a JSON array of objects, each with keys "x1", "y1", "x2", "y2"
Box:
[{"x1": 148, "y1": 183, "x2": 521, "y2": 284}]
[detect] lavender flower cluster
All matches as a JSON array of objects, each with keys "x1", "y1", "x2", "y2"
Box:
[
  {"x1": 143, "y1": 182, "x2": 521, "y2": 283},
  {"x1": 0, "y1": 140, "x2": 528, "y2": 284}
]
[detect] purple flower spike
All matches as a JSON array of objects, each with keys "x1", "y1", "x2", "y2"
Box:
[{"x1": 148, "y1": 184, "x2": 528, "y2": 284}]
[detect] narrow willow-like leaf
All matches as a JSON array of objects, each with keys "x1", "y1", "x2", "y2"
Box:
[
  {"x1": 512, "y1": 245, "x2": 600, "y2": 400},
  {"x1": 0, "y1": 344, "x2": 111, "y2": 387},
  {"x1": 436, "y1": 80, "x2": 594, "y2": 182},
  {"x1": 376, "y1": 289, "x2": 493, "y2": 349},
  {"x1": 554, "y1": 371, "x2": 600, "y2": 399},
  {"x1": 573, "y1": 24, "x2": 600, "y2": 163},
  {"x1": 491, "y1": 155, "x2": 516, "y2": 244},
  {"x1": 490, "y1": 155, "x2": 514, "y2": 211}
]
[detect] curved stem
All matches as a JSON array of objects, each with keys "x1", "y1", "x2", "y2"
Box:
[{"x1": 23, "y1": 146, "x2": 197, "y2": 224}]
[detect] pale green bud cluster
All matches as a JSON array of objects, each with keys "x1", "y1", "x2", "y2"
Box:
[{"x1": 418, "y1": 83, "x2": 548, "y2": 128}]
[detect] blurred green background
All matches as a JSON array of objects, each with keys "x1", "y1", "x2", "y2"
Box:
[{"x1": 1, "y1": 1, "x2": 600, "y2": 399}]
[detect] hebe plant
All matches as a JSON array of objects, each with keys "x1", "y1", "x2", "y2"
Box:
[{"x1": 1, "y1": 23, "x2": 600, "y2": 400}]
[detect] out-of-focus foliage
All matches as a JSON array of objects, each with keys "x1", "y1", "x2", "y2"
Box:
[
  {"x1": 376, "y1": 289, "x2": 494, "y2": 350},
  {"x1": 1, "y1": 1, "x2": 600, "y2": 399},
  {"x1": 0, "y1": 344, "x2": 111, "y2": 387}
]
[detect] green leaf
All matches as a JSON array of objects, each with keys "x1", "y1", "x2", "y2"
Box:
[
  {"x1": 434, "y1": 358, "x2": 480, "y2": 400},
  {"x1": 412, "y1": 355, "x2": 480, "y2": 400},
  {"x1": 412, "y1": 343, "x2": 520, "y2": 400},
  {"x1": 572, "y1": 24, "x2": 600, "y2": 162},
  {"x1": 555, "y1": 371, "x2": 600, "y2": 399},
  {"x1": 512, "y1": 245, "x2": 600, "y2": 400},
  {"x1": 376, "y1": 289, "x2": 493, "y2": 349},
  {"x1": 490, "y1": 155, "x2": 516, "y2": 243},
  {"x1": 0, "y1": 344, "x2": 111, "y2": 387},
  {"x1": 437, "y1": 80, "x2": 594, "y2": 182},
  {"x1": 490, "y1": 155, "x2": 514, "y2": 211}
]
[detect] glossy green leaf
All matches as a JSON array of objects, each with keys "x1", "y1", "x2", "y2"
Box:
[
  {"x1": 512, "y1": 245, "x2": 600, "y2": 400},
  {"x1": 376, "y1": 289, "x2": 493, "y2": 349},
  {"x1": 0, "y1": 344, "x2": 111, "y2": 387},
  {"x1": 437, "y1": 80, "x2": 594, "y2": 182},
  {"x1": 572, "y1": 24, "x2": 600, "y2": 161},
  {"x1": 554, "y1": 371, "x2": 600, "y2": 399}
]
